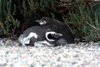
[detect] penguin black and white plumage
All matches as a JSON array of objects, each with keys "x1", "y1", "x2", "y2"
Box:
[
  {"x1": 35, "y1": 17, "x2": 74, "y2": 44},
  {"x1": 18, "y1": 26, "x2": 63, "y2": 46}
]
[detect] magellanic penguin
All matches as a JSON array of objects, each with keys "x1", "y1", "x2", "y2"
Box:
[
  {"x1": 18, "y1": 26, "x2": 63, "y2": 46},
  {"x1": 35, "y1": 17, "x2": 74, "y2": 44}
]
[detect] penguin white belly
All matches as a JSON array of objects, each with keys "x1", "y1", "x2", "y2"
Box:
[{"x1": 34, "y1": 40, "x2": 54, "y2": 47}]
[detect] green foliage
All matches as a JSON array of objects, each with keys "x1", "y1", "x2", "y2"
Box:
[
  {"x1": 0, "y1": 0, "x2": 20, "y2": 36},
  {"x1": 62, "y1": 1, "x2": 100, "y2": 41},
  {"x1": 50, "y1": 13, "x2": 55, "y2": 19}
]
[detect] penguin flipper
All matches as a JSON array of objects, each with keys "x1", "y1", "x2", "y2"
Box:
[{"x1": 28, "y1": 37, "x2": 36, "y2": 46}]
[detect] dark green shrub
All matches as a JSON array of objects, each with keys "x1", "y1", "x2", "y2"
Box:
[
  {"x1": 0, "y1": 0, "x2": 20, "y2": 36},
  {"x1": 62, "y1": 1, "x2": 100, "y2": 41}
]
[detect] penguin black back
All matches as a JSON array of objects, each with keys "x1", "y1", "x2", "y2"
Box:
[{"x1": 23, "y1": 26, "x2": 46, "y2": 40}]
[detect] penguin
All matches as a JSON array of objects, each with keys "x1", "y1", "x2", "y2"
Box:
[
  {"x1": 18, "y1": 26, "x2": 63, "y2": 46},
  {"x1": 35, "y1": 17, "x2": 74, "y2": 44}
]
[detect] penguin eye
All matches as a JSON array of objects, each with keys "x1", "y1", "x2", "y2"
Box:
[{"x1": 41, "y1": 20, "x2": 44, "y2": 22}]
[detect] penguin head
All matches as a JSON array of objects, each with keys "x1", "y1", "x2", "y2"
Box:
[
  {"x1": 35, "y1": 17, "x2": 53, "y2": 27},
  {"x1": 35, "y1": 19, "x2": 47, "y2": 25},
  {"x1": 45, "y1": 31, "x2": 63, "y2": 42}
]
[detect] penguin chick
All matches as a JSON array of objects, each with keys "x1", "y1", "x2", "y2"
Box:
[{"x1": 35, "y1": 17, "x2": 74, "y2": 43}]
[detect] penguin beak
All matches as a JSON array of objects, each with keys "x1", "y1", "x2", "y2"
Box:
[
  {"x1": 35, "y1": 20, "x2": 43, "y2": 23},
  {"x1": 51, "y1": 33, "x2": 63, "y2": 38}
]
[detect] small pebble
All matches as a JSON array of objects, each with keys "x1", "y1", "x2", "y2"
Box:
[{"x1": 0, "y1": 38, "x2": 99, "y2": 67}]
